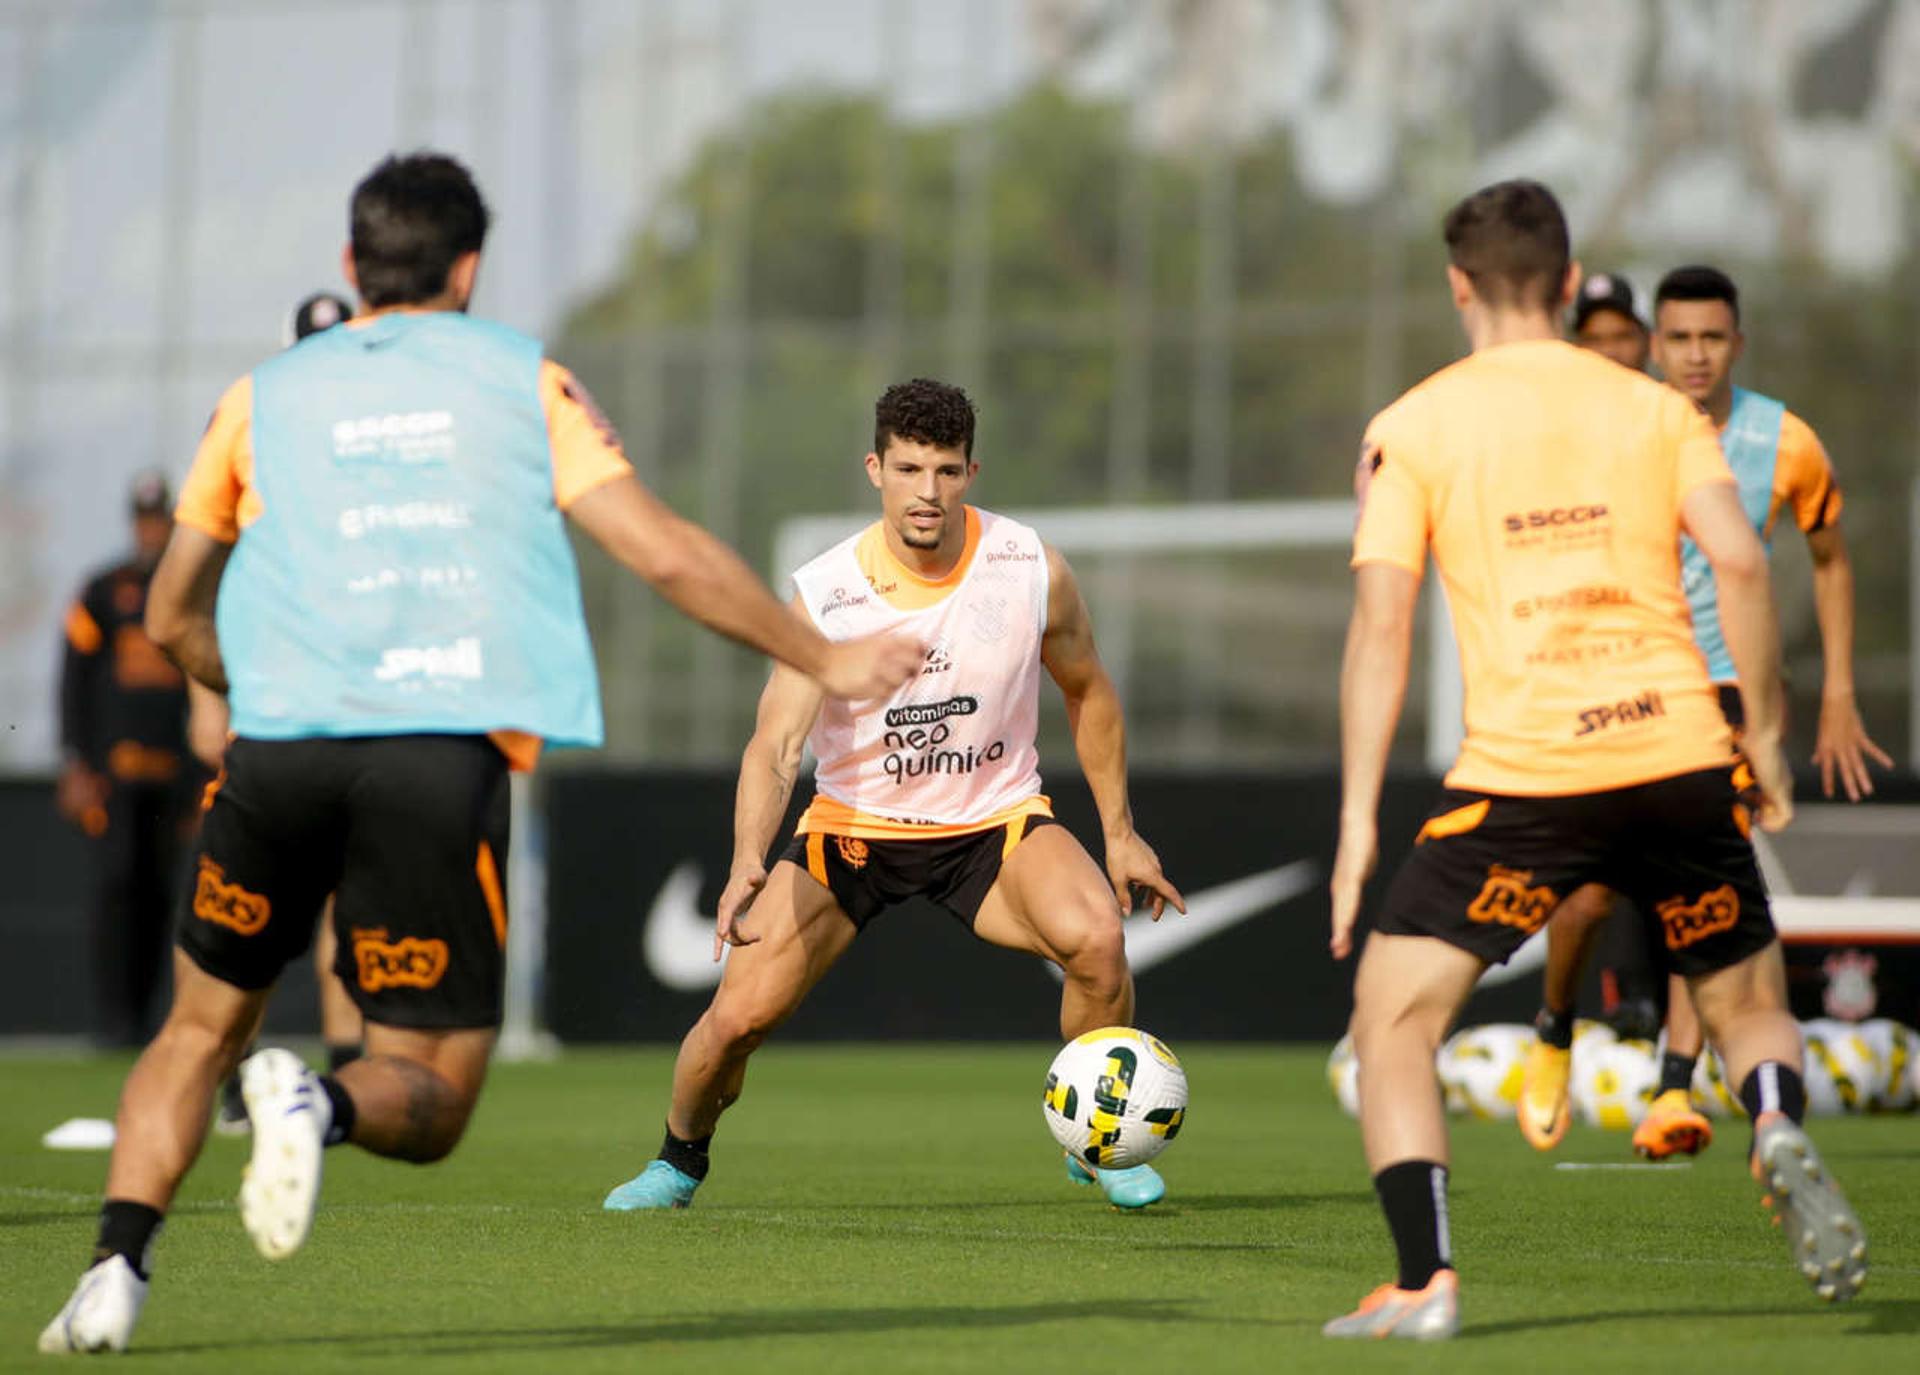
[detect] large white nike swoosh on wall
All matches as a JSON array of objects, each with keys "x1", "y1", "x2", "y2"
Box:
[
  {"x1": 642, "y1": 862, "x2": 728, "y2": 993},
  {"x1": 644, "y1": 858, "x2": 1321, "y2": 993},
  {"x1": 1051, "y1": 859, "x2": 1321, "y2": 980}
]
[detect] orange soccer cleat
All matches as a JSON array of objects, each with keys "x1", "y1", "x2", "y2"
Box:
[
  {"x1": 1631, "y1": 1087, "x2": 1713, "y2": 1160},
  {"x1": 1517, "y1": 1041, "x2": 1571, "y2": 1151}
]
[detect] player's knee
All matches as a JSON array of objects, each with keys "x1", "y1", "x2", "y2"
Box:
[
  {"x1": 1351, "y1": 992, "x2": 1444, "y2": 1059},
  {"x1": 156, "y1": 1006, "x2": 254, "y2": 1075},
  {"x1": 1059, "y1": 910, "x2": 1127, "y2": 987},
  {"x1": 703, "y1": 998, "x2": 779, "y2": 1056}
]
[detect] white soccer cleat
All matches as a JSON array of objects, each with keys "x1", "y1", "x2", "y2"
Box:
[
  {"x1": 237, "y1": 1048, "x2": 328, "y2": 1261},
  {"x1": 37, "y1": 1255, "x2": 148, "y2": 1354},
  {"x1": 1754, "y1": 1118, "x2": 1868, "y2": 1302}
]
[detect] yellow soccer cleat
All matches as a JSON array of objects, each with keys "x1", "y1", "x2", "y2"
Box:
[
  {"x1": 1632, "y1": 1087, "x2": 1713, "y2": 1160},
  {"x1": 1517, "y1": 1041, "x2": 1571, "y2": 1151}
]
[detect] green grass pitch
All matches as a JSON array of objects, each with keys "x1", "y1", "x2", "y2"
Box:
[{"x1": 2, "y1": 1044, "x2": 1916, "y2": 1371}]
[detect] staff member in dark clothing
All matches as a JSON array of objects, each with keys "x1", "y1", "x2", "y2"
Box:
[{"x1": 57, "y1": 471, "x2": 199, "y2": 1047}]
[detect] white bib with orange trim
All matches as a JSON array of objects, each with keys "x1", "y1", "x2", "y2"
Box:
[{"x1": 793, "y1": 507, "x2": 1049, "y2": 838}]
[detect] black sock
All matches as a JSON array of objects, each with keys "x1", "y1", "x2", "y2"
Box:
[
  {"x1": 659, "y1": 1125, "x2": 712, "y2": 1181},
  {"x1": 317, "y1": 1074, "x2": 357, "y2": 1147},
  {"x1": 1534, "y1": 1006, "x2": 1574, "y2": 1051},
  {"x1": 1659, "y1": 1051, "x2": 1698, "y2": 1097},
  {"x1": 325, "y1": 1042, "x2": 363, "y2": 1074},
  {"x1": 1738, "y1": 1061, "x2": 1807, "y2": 1125},
  {"x1": 93, "y1": 1200, "x2": 163, "y2": 1281},
  {"x1": 1372, "y1": 1160, "x2": 1453, "y2": 1291}
]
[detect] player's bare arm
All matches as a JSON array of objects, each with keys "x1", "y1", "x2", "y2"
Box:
[
  {"x1": 717, "y1": 614, "x2": 827, "y2": 958},
  {"x1": 1804, "y1": 522, "x2": 1891, "y2": 800},
  {"x1": 1331, "y1": 561, "x2": 1419, "y2": 960},
  {"x1": 145, "y1": 526, "x2": 233, "y2": 694},
  {"x1": 1681, "y1": 481, "x2": 1790, "y2": 830},
  {"x1": 1039, "y1": 544, "x2": 1184, "y2": 921},
  {"x1": 186, "y1": 680, "x2": 230, "y2": 772},
  {"x1": 568, "y1": 474, "x2": 921, "y2": 700}
]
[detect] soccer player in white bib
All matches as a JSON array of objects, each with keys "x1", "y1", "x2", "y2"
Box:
[{"x1": 603, "y1": 378, "x2": 1186, "y2": 1211}]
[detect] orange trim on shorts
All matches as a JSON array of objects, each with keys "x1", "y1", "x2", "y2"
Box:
[
  {"x1": 476, "y1": 841, "x2": 507, "y2": 948},
  {"x1": 1001, "y1": 814, "x2": 1030, "y2": 859},
  {"x1": 201, "y1": 766, "x2": 227, "y2": 813},
  {"x1": 796, "y1": 793, "x2": 1053, "y2": 842},
  {"x1": 805, "y1": 832, "x2": 828, "y2": 887},
  {"x1": 1416, "y1": 798, "x2": 1490, "y2": 845}
]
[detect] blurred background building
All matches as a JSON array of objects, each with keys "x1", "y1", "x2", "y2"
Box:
[{"x1": 5, "y1": 0, "x2": 1920, "y2": 774}]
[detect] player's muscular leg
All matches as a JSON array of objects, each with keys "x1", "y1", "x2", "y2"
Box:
[
  {"x1": 314, "y1": 903, "x2": 364, "y2": 1048},
  {"x1": 666, "y1": 861, "x2": 857, "y2": 1140},
  {"x1": 1687, "y1": 941, "x2": 1798, "y2": 1092},
  {"x1": 336, "y1": 1024, "x2": 495, "y2": 1162},
  {"x1": 1349, "y1": 934, "x2": 1483, "y2": 1172},
  {"x1": 973, "y1": 826, "x2": 1132, "y2": 1038},
  {"x1": 1540, "y1": 883, "x2": 1614, "y2": 1014},
  {"x1": 105, "y1": 950, "x2": 268, "y2": 1209}
]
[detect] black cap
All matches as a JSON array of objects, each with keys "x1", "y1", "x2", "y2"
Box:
[
  {"x1": 286, "y1": 291, "x2": 353, "y2": 345},
  {"x1": 1571, "y1": 271, "x2": 1644, "y2": 331},
  {"x1": 128, "y1": 468, "x2": 172, "y2": 516}
]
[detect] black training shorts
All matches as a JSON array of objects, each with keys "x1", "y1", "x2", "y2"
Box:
[
  {"x1": 779, "y1": 813, "x2": 1061, "y2": 930},
  {"x1": 1372, "y1": 764, "x2": 1773, "y2": 978},
  {"x1": 176, "y1": 734, "x2": 510, "y2": 1030}
]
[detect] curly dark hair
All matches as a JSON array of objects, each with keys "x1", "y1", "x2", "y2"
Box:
[{"x1": 874, "y1": 378, "x2": 975, "y2": 458}]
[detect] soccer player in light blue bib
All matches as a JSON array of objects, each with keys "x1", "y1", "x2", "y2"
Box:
[{"x1": 41, "y1": 152, "x2": 924, "y2": 1357}]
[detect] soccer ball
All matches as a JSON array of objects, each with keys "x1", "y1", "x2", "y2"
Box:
[
  {"x1": 1436, "y1": 1023, "x2": 1531, "y2": 1120},
  {"x1": 1855, "y1": 1018, "x2": 1920, "y2": 1111},
  {"x1": 1689, "y1": 1048, "x2": 1742, "y2": 1118},
  {"x1": 1042, "y1": 1027, "x2": 1188, "y2": 1169},
  {"x1": 1327, "y1": 1033, "x2": 1360, "y2": 1117},
  {"x1": 1802, "y1": 1018, "x2": 1887, "y2": 1115},
  {"x1": 1573, "y1": 1038, "x2": 1658, "y2": 1130}
]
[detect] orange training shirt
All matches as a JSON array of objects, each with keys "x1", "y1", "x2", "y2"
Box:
[{"x1": 1354, "y1": 338, "x2": 1737, "y2": 797}]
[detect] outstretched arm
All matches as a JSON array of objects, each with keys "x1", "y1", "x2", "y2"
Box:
[
  {"x1": 713, "y1": 632, "x2": 827, "y2": 958},
  {"x1": 568, "y1": 476, "x2": 921, "y2": 701},
  {"x1": 1804, "y1": 522, "x2": 1891, "y2": 799},
  {"x1": 1039, "y1": 545, "x2": 1184, "y2": 919},
  {"x1": 1331, "y1": 561, "x2": 1418, "y2": 960}
]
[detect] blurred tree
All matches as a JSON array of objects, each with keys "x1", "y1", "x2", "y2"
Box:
[{"x1": 554, "y1": 83, "x2": 1917, "y2": 766}]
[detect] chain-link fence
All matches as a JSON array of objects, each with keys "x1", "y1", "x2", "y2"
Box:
[{"x1": 5, "y1": 0, "x2": 1918, "y2": 770}]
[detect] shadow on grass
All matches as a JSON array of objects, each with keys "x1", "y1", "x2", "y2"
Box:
[
  {"x1": 710, "y1": 1190, "x2": 1372, "y2": 1217},
  {"x1": 1468, "y1": 1297, "x2": 1920, "y2": 1339},
  {"x1": 141, "y1": 1298, "x2": 1202, "y2": 1357}
]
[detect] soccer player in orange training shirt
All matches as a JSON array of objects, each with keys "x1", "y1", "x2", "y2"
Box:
[
  {"x1": 1521, "y1": 264, "x2": 1890, "y2": 1162},
  {"x1": 1323, "y1": 180, "x2": 1867, "y2": 1340}
]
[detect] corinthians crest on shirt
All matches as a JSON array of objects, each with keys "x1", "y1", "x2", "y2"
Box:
[{"x1": 791, "y1": 507, "x2": 1050, "y2": 824}]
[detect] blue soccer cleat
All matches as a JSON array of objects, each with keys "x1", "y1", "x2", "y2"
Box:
[
  {"x1": 602, "y1": 1159, "x2": 700, "y2": 1211},
  {"x1": 1064, "y1": 1153, "x2": 1166, "y2": 1209}
]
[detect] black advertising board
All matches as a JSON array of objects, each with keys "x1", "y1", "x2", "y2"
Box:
[{"x1": 543, "y1": 769, "x2": 1549, "y2": 1043}]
